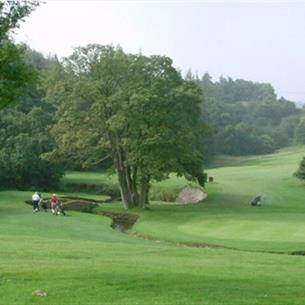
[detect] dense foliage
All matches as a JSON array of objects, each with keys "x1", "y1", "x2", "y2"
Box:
[
  {"x1": 0, "y1": 1, "x2": 61, "y2": 190},
  {"x1": 294, "y1": 156, "x2": 305, "y2": 181},
  {"x1": 0, "y1": 48, "x2": 64, "y2": 190},
  {"x1": 196, "y1": 73, "x2": 304, "y2": 156},
  {"x1": 45, "y1": 45, "x2": 206, "y2": 208},
  {"x1": 0, "y1": 0, "x2": 39, "y2": 109}
]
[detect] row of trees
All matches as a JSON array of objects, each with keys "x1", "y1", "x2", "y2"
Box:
[
  {"x1": 0, "y1": 0, "x2": 39, "y2": 109},
  {"x1": 0, "y1": 48, "x2": 63, "y2": 189},
  {"x1": 195, "y1": 73, "x2": 305, "y2": 156},
  {"x1": 0, "y1": 1, "x2": 61, "y2": 189}
]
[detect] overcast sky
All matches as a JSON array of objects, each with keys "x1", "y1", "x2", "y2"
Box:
[{"x1": 15, "y1": 0, "x2": 305, "y2": 104}]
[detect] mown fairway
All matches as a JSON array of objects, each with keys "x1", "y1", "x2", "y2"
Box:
[
  {"x1": 130, "y1": 146, "x2": 305, "y2": 252},
  {"x1": 1, "y1": 146, "x2": 305, "y2": 305}
]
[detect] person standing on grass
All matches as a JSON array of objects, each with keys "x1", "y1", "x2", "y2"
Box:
[
  {"x1": 50, "y1": 194, "x2": 60, "y2": 215},
  {"x1": 32, "y1": 192, "x2": 40, "y2": 212}
]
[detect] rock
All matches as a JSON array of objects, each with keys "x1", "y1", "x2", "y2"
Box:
[
  {"x1": 32, "y1": 289, "x2": 47, "y2": 297},
  {"x1": 176, "y1": 187, "x2": 207, "y2": 204}
]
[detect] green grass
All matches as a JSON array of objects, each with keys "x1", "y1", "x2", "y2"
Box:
[
  {"x1": 63, "y1": 171, "x2": 118, "y2": 186},
  {"x1": 123, "y1": 146, "x2": 305, "y2": 252},
  {"x1": 1, "y1": 146, "x2": 305, "y2": 304}
]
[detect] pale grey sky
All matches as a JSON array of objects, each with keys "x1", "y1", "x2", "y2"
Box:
[{"x1": 15, "y1": 0, "x2": 305, "y2": 104}]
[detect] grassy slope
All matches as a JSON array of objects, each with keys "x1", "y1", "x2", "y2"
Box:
[
  {"x1": 126, "y1": 146, "x2": 305, "y2": 252},
  {"x1": 63, "y1": 171, "x2": 118, "y2": 186},
  {"x1": 2, "y1": 192, "x2": 305, "y2": 305},
  {"x1": 1, "y1": 147, "x2": 305, "y2": 304}
]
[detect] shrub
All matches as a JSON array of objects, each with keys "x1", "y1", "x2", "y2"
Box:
[
  {"x1": 294, "y1": 156, "x2": 305, "y2": 181},
  {"x1": 149, "y1": 187, "x2": 181, "y2": 202}
]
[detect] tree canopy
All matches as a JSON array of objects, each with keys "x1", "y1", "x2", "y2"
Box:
[
  {"x1": 196, "y1": 73, "x2": 303, "y2": 157},
  {"x1": 0, "y1": 0, "x2": 39, "y2": 109},
  {"x1": 0, "y1": 47, "x2": 63, "y2": 190},
  {"x1": 46, "y1": 45, "x2": 206, "y2": 208}
]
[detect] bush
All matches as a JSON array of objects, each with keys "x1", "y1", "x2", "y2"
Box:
[
  {"x1": 149, "y1": 187, "x2": 181, "y2": 202},
  {"x1": 294, "y1": 156, "x2": 305, "y2": 181},
  {"x1": 0, "y1": 160, "x2": 63, "y2": 191}
]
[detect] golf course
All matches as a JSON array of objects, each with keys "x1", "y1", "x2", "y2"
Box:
[
  {"x1": 2, "y1": 2, "x2": 305, "y2": 305},
  {"x1": 1, "y1": 146, "x2": 305, "y2": 305}
]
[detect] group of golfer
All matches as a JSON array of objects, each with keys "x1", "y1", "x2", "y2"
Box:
[{"x1": 31, "y1": 192, "x2": 65, "y2": 215}]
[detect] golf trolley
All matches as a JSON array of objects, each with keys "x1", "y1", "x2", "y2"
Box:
[{"x1": 52, "y1": 203, "x2": 66, "y2": 216}]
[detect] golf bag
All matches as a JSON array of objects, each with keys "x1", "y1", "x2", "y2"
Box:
[
  {"x1": 52, "y1": 203, "x2": 66, "y2": 216},
  {"x1": 251, "y1": 196, "x2": 262, "y2": 207}
]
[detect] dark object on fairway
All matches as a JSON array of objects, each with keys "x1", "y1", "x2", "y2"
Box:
[
  {"x1": 208, "y1": 176, "x2": 214, "y2": 182},
  {"x1": 37, "y1": 193, "x2": 47, "y2": 212},
  {"x1": 39, "y1": 199, "x2": 48, "y2": 212},
  {"x1": 53, "y1": 203, "x2": 66, "y2": 216},
  {"x1": 251, "y1": 195, "x2": 262, "y2": 207}
]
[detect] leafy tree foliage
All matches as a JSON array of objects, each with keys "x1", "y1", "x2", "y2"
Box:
[
  {"x1": 46, "y1": 45, "x2": 206, "y2": 208},
  {"x1": 294, "y1": 156, "x2": 305, "y2": 181},
  {"x1": 0, "y1": 133, "x2": 62, "y2": 190},
  {"x1": 216, "y1": 76, "x2": 276, "y2": 103},
  {"x1": 197, "y1": 74, "x2": 303, "y2": 156},
  {"x1": 294, "y1": 117, "x2": 305, "y2": 145},
  {"x1": 0, "y1": 0, "x2": 39, "y2": 109},
  {"x1": 0, "y1": 48, "x2": 64, "y2": 190}
]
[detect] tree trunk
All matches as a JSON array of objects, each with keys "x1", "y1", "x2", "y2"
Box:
[
  {"x1": 113, "y1": 150, "x2": 141, "y2": 208},
  {"x1": 110, "y1": 134, "x2": 141, "y2": 209},
  {"x1": 125, "y1": 165, "x2": 139, "y2": 206},
  {"x1": 139, "y1": 175, "x2": 150, "y2": 208},
  {"x1": 112, "y1": 145, "x2": 133, "y2": 208},
  {"x1": 115, "y1": 157, "x2": 130, "y2": 208}
]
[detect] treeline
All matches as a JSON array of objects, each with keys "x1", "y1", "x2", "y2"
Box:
[
  {"x1": 2, "y1": 47, "x2": 305, "y2": 196},
  {"x1": 0, "y1": 49, "x2": 63, "y2": 190},
  {"x1": 0, "y1": 1, "x2": 63, "y2": 190},
  {"x1": 195, "y1": 73, "x2": 305, "y2": 156}
]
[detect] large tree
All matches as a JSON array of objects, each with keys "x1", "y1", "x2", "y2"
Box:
[
  {"x1": 46, "y1": 45, "x2": 206, "y2": 208},
  {"x1": 0, "y1": 0, "x2": 39, "y2": 109}
]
